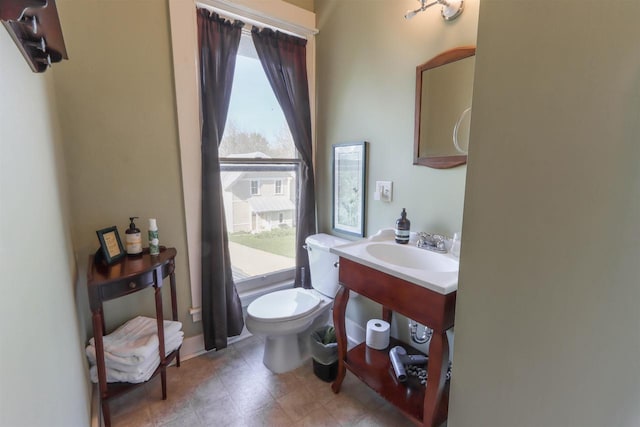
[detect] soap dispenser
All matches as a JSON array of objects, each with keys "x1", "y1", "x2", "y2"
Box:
[
  {"x1": 125, "y1": 217, "x2": 143, "y2": 256},
  {"x1": 395, "y1": 208, "x2": 410, "y2": 244}
]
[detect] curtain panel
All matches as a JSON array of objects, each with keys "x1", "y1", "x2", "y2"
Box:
[
  {"x1": 197, "y1": 9, "x2": 244, "y2": 351},
  {"x1": 251, "y1": 28, "x2": 317, "y2": 288}
]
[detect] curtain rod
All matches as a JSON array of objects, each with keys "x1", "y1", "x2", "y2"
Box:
[{"x1": 195, "y1": 0, "x2": 317, "y2": 38}]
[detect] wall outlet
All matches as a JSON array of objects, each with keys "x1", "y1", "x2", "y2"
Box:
[{"x1": 375, "y1": 181, "x2": 393, "y2": 202}]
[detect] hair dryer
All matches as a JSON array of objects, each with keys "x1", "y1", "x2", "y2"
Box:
[{"x1": 389, "y1": 346, "x2": 428, "y2": 383}]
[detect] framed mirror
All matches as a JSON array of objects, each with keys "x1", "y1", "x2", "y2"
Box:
[{"x1": 413, "y1": 46, "x2": 476, "y2": 168}]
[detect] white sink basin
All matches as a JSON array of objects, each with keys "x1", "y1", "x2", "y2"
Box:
[
  {"x1": 330, "y1": 229, "x2": 459, "y2": 294},
  {"x1": 365, "y1": 242, "x2": 458, "y2": 272}
]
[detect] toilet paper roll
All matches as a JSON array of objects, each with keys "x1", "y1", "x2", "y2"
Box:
[{"x1": 366, "y1": 319, "x2": 390, "y2": 350}]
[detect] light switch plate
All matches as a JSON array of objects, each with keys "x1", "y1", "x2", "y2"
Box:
[{"x1": 375, "y1": 181, "x2": 393, "y2": 202}]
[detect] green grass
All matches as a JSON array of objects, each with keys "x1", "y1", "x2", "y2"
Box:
[{"x1": 229, "y1": 227, "x2": 296, "y2": 258}]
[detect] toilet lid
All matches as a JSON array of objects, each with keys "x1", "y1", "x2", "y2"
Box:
[{"x1": 247, "y1": 288, "x2": 321, "y2": 322}]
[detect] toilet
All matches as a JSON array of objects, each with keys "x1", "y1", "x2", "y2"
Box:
[{"x1": 245, "y1": 233, "x2": 348, "y2": 374}]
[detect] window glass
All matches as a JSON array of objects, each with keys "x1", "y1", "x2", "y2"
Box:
[
  {"x1": 220, "y1": 32, "x2": 298, "y2": 288},
  {"x1": 220, "y1": 33, "x2": 296, "y2": 158},
  {"x1": 250, "y1": 180, "x2": 259, "y2": 195}
]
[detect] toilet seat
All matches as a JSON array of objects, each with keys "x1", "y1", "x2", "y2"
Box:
[{"x1": 247, "y1": 288, "x2": 321, "y2": 323}]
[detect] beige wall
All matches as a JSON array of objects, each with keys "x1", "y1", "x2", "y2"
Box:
[
  {"x1": 54, "y1": 0, "x2": 195, "y2": 337},
  {"x1": 53, "y1": 0, "x2": 313, "y2": 343},
  {"x1": 315, "y1": 0, "x2": 479, "y2": 343},
  {"x1": 315, "y1": 0, "x2": 479, "y2": 238},
  {"x1": 0, "y1": 29, "x2": 90, "y2": 427},
  {"x1": 450, "y1": 1, "x2": 640, "y2": 426},
  {"x1": 285, "y1": 0, "x2": 314, "y2": 12},
  {"x1": 6, "y1": 0, "x2": 637, "y2": 424}
]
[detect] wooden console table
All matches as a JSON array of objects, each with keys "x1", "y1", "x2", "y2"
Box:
[
  {"x1": 87, "y1": 247, "x2": 180, "y2": 427},
  {"x1": 332, "y1": 257, "x2": 456, "y2": 427}
]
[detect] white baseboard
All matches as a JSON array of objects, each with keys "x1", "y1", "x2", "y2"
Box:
[
  {"x1": 179, "y1": 327, "x2": 254, "y2": 361},
  {"x1": 179, "y1": 317, "x2": 365, "y2": 361},
  {"x1": 179, "y1": 334, "x2": 206, "y2": 361}
]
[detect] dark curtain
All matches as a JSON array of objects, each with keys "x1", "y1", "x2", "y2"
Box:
[
  {"x1": 251, "y1": 28, "x2": 316, "y2": 288},
  {"x1": 197, "y1": 9, "x2": 244, "y2": 351}
]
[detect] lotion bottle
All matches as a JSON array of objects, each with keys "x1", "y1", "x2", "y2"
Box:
[
  {"x1": 149, "y1": 218, "x2": 160, "y2": 255},
  {"x1": 125, "y1": 217, "x2": 143, "y2": 256},
  {"x1": 395, "y1": 208, "x2": 410, "y2": 244}
]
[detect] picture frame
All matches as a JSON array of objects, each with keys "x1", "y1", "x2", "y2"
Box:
[
  {"x1": 332, "y1": 141, "x2": 367, "y2": 237},
  {"x1": 96, "y1": 226, "x2": 125, "y2": 265}
]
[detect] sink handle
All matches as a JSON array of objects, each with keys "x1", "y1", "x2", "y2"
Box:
[{"x1": 417, "y1": 232, "x2": 447, "y2": 252}]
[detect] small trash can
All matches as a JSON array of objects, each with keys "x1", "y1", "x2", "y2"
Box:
[{"x1": 310, "y1": 325, "x2": 338, "y2": 382}]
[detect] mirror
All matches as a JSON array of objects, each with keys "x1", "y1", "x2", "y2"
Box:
[{"x1": 413, "y1": 46, "x2": 476, "y2": 168}]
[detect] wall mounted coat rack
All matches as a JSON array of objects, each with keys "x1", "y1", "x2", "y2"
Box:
[{"x1": 0, "y1": 0, "x2": 68, "y2": 72}]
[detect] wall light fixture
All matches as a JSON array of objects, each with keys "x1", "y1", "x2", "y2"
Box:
[{"x1": 404, "y1": 0, "x2": 464, "y2": 21}]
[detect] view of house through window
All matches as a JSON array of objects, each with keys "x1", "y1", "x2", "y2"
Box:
[
  {"x1": 250, "y1": 180, "x2": 259, "y2": 195},
  {"x1": 220, "y1": 31, "x2": 298, "y2": 289}
]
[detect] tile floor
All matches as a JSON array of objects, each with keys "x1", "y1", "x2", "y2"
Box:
[{"x1": 108, "y1": 334, "x2": 427, "y2": 427}]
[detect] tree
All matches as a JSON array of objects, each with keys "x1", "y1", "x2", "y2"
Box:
[
  {"x1": 270, "y1": 124, "x2": 296, "y2": 158},
  {"x1": 219, "y1": 121, "x2": 296, "y2": 158}
]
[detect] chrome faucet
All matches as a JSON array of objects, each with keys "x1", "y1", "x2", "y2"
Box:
[{"x1": 416, "y1": 232, "x2": 447, "y2": 253}]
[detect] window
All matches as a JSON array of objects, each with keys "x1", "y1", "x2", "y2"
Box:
[
  {"x1": 220, "y1": 31, "x2": 299, "y2": 291},
  {"x1": 250, "y1": 180, "x2": 260, "y2": 195},
  {"x1": 169, "y1": 0, "x2": 315, "y2": 321}
]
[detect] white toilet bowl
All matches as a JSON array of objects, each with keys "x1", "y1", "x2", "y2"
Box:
[
  {"x1": 246, "y1": 288, "x2": 332, "y2": 373},
  {"x1": 245, "y1": 233, "x2": 349, "y2": 374}
]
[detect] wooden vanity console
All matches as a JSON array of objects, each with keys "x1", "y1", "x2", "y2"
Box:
[
  {"x1": 87, "y1": 247, "x2": 180, "y2": 427},
  {"x1": 332, "y1": 257, "x2": 456, "y2": 427}
]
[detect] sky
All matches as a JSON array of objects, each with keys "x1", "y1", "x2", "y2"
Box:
[{"x1": 226, "y1": 34, "x2": 289, "y2": 142}]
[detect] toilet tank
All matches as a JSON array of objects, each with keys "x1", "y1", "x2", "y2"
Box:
[{"x1": 305, "y1": 233, "x2": 349, "y2": 298}]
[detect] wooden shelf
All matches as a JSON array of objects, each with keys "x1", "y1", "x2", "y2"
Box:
[
  {"x1": 345, "y1": 337, "x2": 449, "y2": 426},
  {"x1": 87, "y1": 248, "x2": 180, "y2": 427},
  {"x1": 332, "y1": 257, "x2": 455, "y2": 427},
  {"x1": 104, "y1": 347, "x2": 181, "y2": 399}
]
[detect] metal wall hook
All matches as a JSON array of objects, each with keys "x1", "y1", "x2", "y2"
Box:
[
  {"x1": 1, "y1": 0, "x2": 68, "y2": 73},
  {"x1": 35, "y1": 53, "x2": 51, "y2": 67},
  {"x1": 25, "y1": 37, "x2": 46, "y2": 52},
  {"x1": 22, "y1": 14, "x2": 37, "y2": 34}
]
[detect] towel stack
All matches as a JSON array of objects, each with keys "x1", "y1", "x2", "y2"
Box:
[{"x1": 86, "y1": 316, "x2": 183, "y2": 384}]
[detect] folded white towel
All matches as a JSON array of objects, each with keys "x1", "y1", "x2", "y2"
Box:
[
  {"x1": 86, "y1": 331, "x2": 183, "y2": 371},
  {"x1": 87, "y1": 316, "x2": 182, "y2": 362},
  {"x1": 89, "y1": 333, "x2": 183, "y2": 383},
  {"x1": 90, "y1": 355, "x2": 159, "y2": 384}
]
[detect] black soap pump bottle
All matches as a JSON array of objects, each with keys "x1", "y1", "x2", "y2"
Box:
[
  {"x1": 395, "y1": 208, "x2": 410, "y2": 244},
  {"x1": 125, "y1": 217, "x2": 143, "y2": 256}
]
